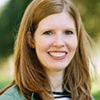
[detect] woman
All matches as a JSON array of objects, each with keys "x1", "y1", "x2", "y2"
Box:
[{"x1": 0, "y1": 0, "x2": 94, "y2": 100}]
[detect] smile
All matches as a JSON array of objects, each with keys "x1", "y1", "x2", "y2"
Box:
[{"x1": 48, "y1": 51, "x2": 67, "y2": 60}]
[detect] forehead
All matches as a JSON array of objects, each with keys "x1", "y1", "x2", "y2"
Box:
[{"x1": 38, "y1": 12, "x2": 76, "y2": 31}]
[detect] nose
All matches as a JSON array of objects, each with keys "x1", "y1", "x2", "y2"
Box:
[{"x1": 52, "y1": 34, "x2": 65, "y2": 48}]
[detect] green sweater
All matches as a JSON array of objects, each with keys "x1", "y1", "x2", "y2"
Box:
[
  {"x1": 0, "y1": 85, "x2": 35, "y2": 100},
  {"x1": 0, "y1": 85, "x2": 94, "y2": 100}
]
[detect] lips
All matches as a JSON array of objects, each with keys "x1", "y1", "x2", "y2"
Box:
[{"x1": 48, "y1": 51, "x2": 67, "y2": 60}]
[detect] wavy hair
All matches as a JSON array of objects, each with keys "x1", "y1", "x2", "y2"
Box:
[{"x1": 1, "y1": 0, "x2": 93, "y2": 100}]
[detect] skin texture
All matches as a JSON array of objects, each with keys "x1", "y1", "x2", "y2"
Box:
[{"x1": 34, "y1": 12, "x2": 78, "y2": 73}]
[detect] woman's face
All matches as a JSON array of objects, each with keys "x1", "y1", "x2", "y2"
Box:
[{"x1": 34, "y1": 12, "x2": 78, "y2": 73}]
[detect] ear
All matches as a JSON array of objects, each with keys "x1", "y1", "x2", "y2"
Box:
[{"x1": 26, "y1": 31, "x2": 35, "y2": 48}]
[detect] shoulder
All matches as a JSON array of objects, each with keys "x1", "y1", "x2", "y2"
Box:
[{"x1": 0, "y1": 85, "x2": 26, "y2": 100}]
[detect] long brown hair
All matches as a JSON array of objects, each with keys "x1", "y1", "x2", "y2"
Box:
[{"x1": 1, "y1": 0, "x2": 93, "y2": 100}]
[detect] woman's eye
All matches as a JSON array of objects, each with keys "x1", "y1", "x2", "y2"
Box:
[
  {"x1": 65, "y1": 30, "x2": 74, "y2": 35},
  {"x1": 43, "y1": 31, "x2": 52, "y2": 35}
]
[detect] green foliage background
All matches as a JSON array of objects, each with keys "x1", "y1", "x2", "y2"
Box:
[
  {"x1": 0, "y1": 0, "x2": 32, "y2": 58},
  {"x1": 74, "y1": 0, "x2": 100, "y2": 36}
]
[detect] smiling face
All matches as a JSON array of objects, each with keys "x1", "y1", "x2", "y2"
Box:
[{"x1": 33, "y1": 12, "x2": 78, "y2": 73}]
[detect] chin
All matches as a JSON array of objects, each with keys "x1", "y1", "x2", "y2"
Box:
[{"x1": 50, "y1": 65, "x2": 67, "y2": 71}]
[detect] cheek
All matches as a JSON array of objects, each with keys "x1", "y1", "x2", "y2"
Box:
[
  {"x1": 72, "y1": 39, "x2": 78, "y2": 50},
  {"x1": 35, "y1": 38, "x2": 52, "y2": 51},
  {"x1": 66, "y1": 37, "x2": 78, "y2": 52}
]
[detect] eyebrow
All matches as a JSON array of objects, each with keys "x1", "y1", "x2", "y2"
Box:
[
  {"x1": 65, "y1": 28, "x2": 76, "y2": 32},
  {"x1": 40, "y1": 27, "x2": 76, "y2": 33}
]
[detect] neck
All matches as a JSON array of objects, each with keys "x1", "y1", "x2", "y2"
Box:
[{"x1": 47, "y1": 70, "x2": 64, "y2": 92}]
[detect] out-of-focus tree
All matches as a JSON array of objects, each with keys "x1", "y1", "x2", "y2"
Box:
[
  {"x1": 74, "y1": 0, "x2": 100, "y2": 39},
  {"x1": 0, "y1": 0, "x2": 32, "y2": 59}
]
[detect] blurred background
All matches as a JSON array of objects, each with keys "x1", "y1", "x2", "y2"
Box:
[{"x1": 0, "y1": 0, "x2": 100, "y2": 99}]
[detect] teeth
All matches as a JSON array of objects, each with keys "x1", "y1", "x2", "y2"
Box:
[{"x1": 49, "y1": 52, "x2": 66, "y2": 57}]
